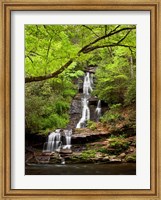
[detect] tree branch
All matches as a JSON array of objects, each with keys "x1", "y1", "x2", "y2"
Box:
[
  {"x1": 82, "y1": 25, "x2": 100, "y2": 37},
  {"x1": 26, "y1": 55, "x2": 33, "y2": 63},
  {"x1": 83, "y1": 44, "x2": 136, "y2": 54},
  {"x1": 46, "y1": 37, "x2": 53, "y2": 62},
  {"x1": 25, "y1": 26, "x2": 136, "y2": 83},
  {"x1": 117, "y1": 30, "x2": 132, "y2": 44},
  {"x1": 108, "y1": 25, "x2": 120, "y2": 34},
  {"x1": 25, "y1": 59, "x2": 73, "y2": 83},
  {"x1": 82, "y1": 29, "x2": 135, "y2": 54},
  {"x1": 79, "y1": 27, "x2": 135, "y2": 54}
]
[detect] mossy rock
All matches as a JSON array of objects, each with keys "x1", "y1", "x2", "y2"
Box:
[{"x1": 125, "y1": 153, "x2": 136, "y2": 162}]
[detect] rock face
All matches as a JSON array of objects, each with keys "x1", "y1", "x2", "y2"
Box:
[
  {"x1": 68, "y1": 98, "x2": 82, "y2": 129},
  {"x1": 25, "y1": 132, "x2": 136, "y2": 165},
  {"x1": 25, "y1": 133, "x2": 46, "y2": 149},
  {"x1": 68, "y1": 68, "x2": 108, "y2": 129},
  {"x1": 71, "y1": 132, "x2": 109, "y2": 144}
]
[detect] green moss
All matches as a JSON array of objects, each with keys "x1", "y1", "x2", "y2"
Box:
[
  {"x1": 87, "y1": 120, "x2": 97, "y2": 130},
  {"x1": 80, "y1": 150, "x2": 97, "y2": 159},
  {"x1": 97, "y1": 147, "x2": 109, "y2": 154},
  {"x1": 125, "y1": 153, "x2": 136, "y2": 162},
  {"x1": 109, "y1": 138, "x2": 130, "y2": 149}
]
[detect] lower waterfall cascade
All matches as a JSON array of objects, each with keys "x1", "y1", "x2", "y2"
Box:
[{"x1": 43, "y1": 129, "x2": 72, "y2": 153}]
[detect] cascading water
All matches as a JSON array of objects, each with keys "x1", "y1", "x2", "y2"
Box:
[
  {"x1": 95, "y1": 100, "x2": 101, "y2": 121},
  {"x1": 43, "y1": 129, "x2": 72, "y2": 152},
  {"x1": 62, "y1": 129, "x2": 72, "y2": 149},
  {"x1": 43, "y1": 129, "x2": 62, "y2": 153},
  {"x1": 76, "y1": 72, "x2": 93, "y2": 128},
  {"x1": 76, "y1": 72, "x2": 103, "y2": 128},
  {"x1": 83, "y1": 72, "x2": 93, "y2": 95}
]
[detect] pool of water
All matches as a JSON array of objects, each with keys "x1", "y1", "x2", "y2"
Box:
[{"x1": 25, "y1": 163, "x2": 136, "y2": 175}]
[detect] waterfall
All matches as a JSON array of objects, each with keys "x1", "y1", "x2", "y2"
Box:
[
  {"x1": 83, "y1": 72, "x2": 93, "y2": 96},
  {"x1": 62, "y1": 129, "x2": 72, "y2": 149},
  {"x1": 43, "y1": 129, "x2": 72, "y2": 152},
  {"x1": 95, "y1": 100, "x2": 101, "y2": 121},
  {"x1": 76, "y1": 72, "x2": 93, "y2": 128},
  {"x1": 43, "y1": 129, "x2": 62, "y2": 153}
]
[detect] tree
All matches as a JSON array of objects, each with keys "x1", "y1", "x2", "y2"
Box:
[
  {"x1": 92, "y1": 40, "x2": 136, "y2": 105},
  {"x1": 25, "y1": 25, "x2": 136, "y2": 134},
  {"x1": 25, "y1": 25, "x2": 136, "y2": 83}
]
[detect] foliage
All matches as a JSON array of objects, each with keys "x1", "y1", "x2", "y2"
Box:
[
  {"x1": 80, "y1": 150, "x2": 97, "y2": 159},
  {"x1": 125, "y1": 153, "x2": 136, "y2": 162},
  {"x1": 87, "y1": 120, "x2": 97, "y2": 130},
  {"x1": 92, "y1": 42, "x2": 136, "y2": 106},
  {"x1": 25, "y1": 25, "x2": 136, "y2": 134},
  {"x1": 100, "y1": 104, "x2": 123, "y2": 124},
  {"x1": 109, "y1": 138, "x2": 130, "y2": 150},
  {"x1": 124, "y1": 79, "x2": 136, "y2": 105},
  {"x1": 98, "y1": 147, "x2": 109, "y2": 154},
  {"x1": 25, "y1": 78, "x2": 77, "y2": 134},
  {"x1": 110, "y1": 134, "x2": 126, "y2": 139},
  {"x1": 25, "y1": 25, "x2": 136, "y2": 82}
]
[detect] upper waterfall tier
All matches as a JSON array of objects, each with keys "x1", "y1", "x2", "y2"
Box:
[
  {"x1": 83, "y1": 72, "x2": 93, "y2": 96},
  {"x1": 76, "y1": 72, "x2": 94, "y2": 128}
]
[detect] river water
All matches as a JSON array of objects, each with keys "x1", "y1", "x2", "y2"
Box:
[{"x1": 25, "y1": 163, "x2": 136, "y2": 175}]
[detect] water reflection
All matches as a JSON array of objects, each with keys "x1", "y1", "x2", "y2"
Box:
[{"x1": 25, "y1": 163, "x2": 136, "y2": 175}]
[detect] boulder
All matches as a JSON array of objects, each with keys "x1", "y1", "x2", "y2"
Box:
[
  {"x1": 59, "y1": 149, "x2": 72, "y2": 154},
  {"x1": 118, "y1": 153, "x2": 126, "y2": 159},
  {"x1": 102, "y1": 156, "x2": 110, "y2": 162},
  {"x1": 109, "y1": 158, "x2": 122, "y2": 163}
]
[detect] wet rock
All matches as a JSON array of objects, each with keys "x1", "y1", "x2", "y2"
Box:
[
  {"x1": 42, "y1": 152, "x2": 53, "y2": 156},
  {"x1": 35, "y1": 155, "x2": 50, "y2": 164},
  {"x1": 70, "y1": 99, "x2": 82, "y2": 114},
  {"x1": 88, "y1": 97, "x2": 98, "y2": 105},
  {"x1": 25, "y1": 152, "x2": 35, "y2": 163},
  {"x1": 68, "y1": 99, "x2": 82, "y2": 129},
  {"x1": 95, "y1": 152, "x2": 103, "y2": 157},
  {"x1": 59, "y1": 149, "x2": 72, "y2": 154},
  {"x1": 109, "y1": 155, "x2": 116, "y2": 159},
  {"x1": 71, "y1": 132, "x2": 110, "y2": 144},
  {"x1": 118, "y1": 153, "x2": 126, "y2": 159},
  {"x1": 109, "y1": 158, "x2": 122, "y2": 163},
  {"x1": 25, "y1": 134, "x2": 46, "y2": 149},
  {"x1": 84, "y1": 65, "x2": 97, "y2": 73},
  {"x1": 125, "y1": 153, "x2": 136, "y2": 163},
  {"x1": 102, "y1": 156, "x2": 110, "y2": 162}
]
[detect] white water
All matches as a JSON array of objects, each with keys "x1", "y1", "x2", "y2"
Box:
[
  {"x1": 76, "y1": 72, "x2": 93, "y2": 128},
  {"x1": 83, "y1": 72, "x2": 93, "y2": 95},
  {"x1": 43, "y1": 129, "x2": 73, "y2": 152},
  {"x1": 63, "y1": 129, "x2": 72, "y2": 149},
  {"x1": 95, "y1": 100, "x2": 101, "y2": 121},
  {"x1": 43, "y1": 129, "x2": 62, "y2": 153}
]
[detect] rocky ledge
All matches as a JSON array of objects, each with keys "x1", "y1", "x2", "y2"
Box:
[{"x1": 25, "y1": 135, "x2": 136, "y2": 165}]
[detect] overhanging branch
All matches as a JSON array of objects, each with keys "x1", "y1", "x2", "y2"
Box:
[
  {"x1": 25, "y1": 26, "x2": 136, "y2": 83},
  {"x1": 25, "y1": 59, "x2": 73, "y2": 83},
  {"x1": 83, "y1": 44, "x2": 136, "y2": 54}
]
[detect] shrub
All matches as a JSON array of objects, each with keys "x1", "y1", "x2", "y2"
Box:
[
  {"x1": 98, "y1": 147, "x2": 109, "y2": 154},
  {"x1": 100, "y1": 103, "x2": 122, "y2": 124},
  {"x1": 124, "y1": 79, "x2": 136, "y2": 105},
  {"x1": 100, "y1": 112, "x2": 121, "y2": 124},
  {"x1": 109, "y1": 138, "x2": 130, "y2": 150},
  {"x1": 80, "y1": 150, "x2": 97, "y2": 159},
  {"x1": 110, "y1": 103, "x2": 122, "y2": 111}
]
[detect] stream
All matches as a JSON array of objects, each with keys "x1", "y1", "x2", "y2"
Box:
[{"x1": 25, "y1": 163, "x2": 136, "y2": 175}]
